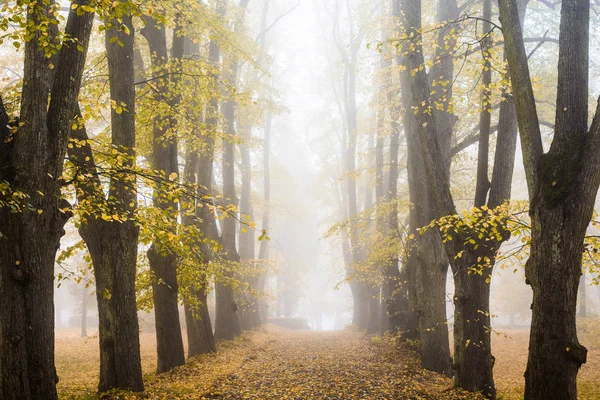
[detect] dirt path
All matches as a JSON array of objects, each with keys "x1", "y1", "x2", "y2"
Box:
[
  {"x1": 57, "y1": 326, "x2": 479, "y2": 399},
  {"x1": 191, "y1": 328, "x2": 474, "y2": 400}
]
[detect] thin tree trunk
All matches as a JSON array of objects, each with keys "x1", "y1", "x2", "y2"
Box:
[
  {"x1": 140, "y1": 16, "x2": 186, "y2": 373},
  {"x1": 579, "y1": 275, "x2": 587, "y2": 317},
  {"x1": 258, "y1": 112, "x2": 272, "y2": 323},
  {"x1": 74, "y1": 15, "x2": 145, "y2": 392},
  {"x1": 238, "y1": 120, "x2": 260, "y2": 330},
  {"x1": 81, "y1": 270, "x2": 89, "y2": 338},
  {"x1": 180, "y1": 38, "x2": 216, "y2": 358},
  {"x1": 214, "y1": 0, "x2": 250, "y2": 342}
]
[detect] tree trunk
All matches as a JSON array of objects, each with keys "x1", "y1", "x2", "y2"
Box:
[
  {"x1": 140, "y1": 16, "x2": 185, "y2": 373},
  {"x1": 214, "y1": 0, "x2": 250, "y2": 341},
  {"x1": 397, "y1": 0, "x2": 451, "y2": 375},
  {"x1": 77, "y1": 15, "x2": 145, "y2": 392},
  {"x1": 81, "y1": 270, "x2": 89, "y2": 338},
  {"x1": 0, "y1": 2, "x2": 94, "y2": 398},
  {"x1": 382, "y1": 107, "x2": 407, "y2": 334},
  {"x1": 257, "y1": 113, "x2": 272, "y2": 324},
  {"x1": 499, "y1": 0, "x2": 600, "y2": 397},
  {"x1": 238, "y1": 121, "x2": 260, "y2": 331},
  {"x1": 215, "y1": 64, "x2": 242, "y2": 342},
  {"x1": 180, "y1": 39, "x2": 216, "y2": 358},
  {"x1": 524, "y1": 203, "x2": 590, "y2": 399}
]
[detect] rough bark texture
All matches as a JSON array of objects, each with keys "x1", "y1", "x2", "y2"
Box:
[
  {"x1": 0, "y1": 2, "x2": 94, "y2": 398},
  {"x1": 141, "y1": 17, "x2": 185, "y2": 373},
  {"x1": 499, "y1": 0, "x2": 600, "y2": 398}
]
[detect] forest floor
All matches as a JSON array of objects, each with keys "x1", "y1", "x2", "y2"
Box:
[{"x1": 55, "y1": 323, "x2": 600, "y2": 400}]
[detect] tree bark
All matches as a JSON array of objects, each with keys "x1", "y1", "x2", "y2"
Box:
[{"x1": 0, "y1": 2, "x2": 94, "y2": 398}]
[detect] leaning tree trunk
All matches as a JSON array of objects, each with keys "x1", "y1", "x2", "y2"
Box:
[
  {"x1": 0, "y1": 2, "x2": 94, "y2": 399},
  {"x1": 140, "y1": 16, "x2": 185, "y2": 373}
]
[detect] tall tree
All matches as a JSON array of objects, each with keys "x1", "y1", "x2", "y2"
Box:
[
  {"x1": 69, "y1": 10, "x2": 146, "y2": 391},
  {"x1": 140, "y1": 12, "x2": 186, "y2": 373},
  {"x1": 214, "y1": 0, "x2": 250, "y2": 342},
  {"x1": 238, "y1": 118, "x2": 261, "y2": 330},
  {"x1": 0, "y1": 1, "x2": 95, "y2": 398},
  {"x1": 395, "y1": 0, "x2": 452, "y2": 375},
  {"x1": 499, "y1": 0, "x2": 600, "y2": 398},
  {"x1": 181, "y1": 37, "x2": 217, "y2": 358}
]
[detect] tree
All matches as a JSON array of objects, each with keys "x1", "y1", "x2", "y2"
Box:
[
  {"x1": 499, "y1": 0, "x2": 600, "y2": 398},
  {"x1": 68, "y1": 8, "x2": 145, "y2": 392},
  {"x1": 140, "y1": 9, "x2": 186, "y2": 374},
  {"x1": 214, "y1": 0, "x2": 250, "y2": 342},
  {"x1": 398, "y1": 0, "x2": 526, "y2": 395},
  {"x1": 180, "y1": 35, "x2": 217, "y2": 357},
  {"x1": 0, "y1": 1, "x2": 95, "y2": 398}
]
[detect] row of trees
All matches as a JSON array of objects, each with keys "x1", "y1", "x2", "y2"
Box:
[
  {"x1": 324, "y1": 0, "x2": 600, "y2": 399},
  {"x1": 0, "y1": 0, "x2": 289, "y2": 399}
]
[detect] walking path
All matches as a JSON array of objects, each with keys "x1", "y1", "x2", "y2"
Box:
[{"x1": 57, "y1": 325, "x2": 481, "y2": 399}]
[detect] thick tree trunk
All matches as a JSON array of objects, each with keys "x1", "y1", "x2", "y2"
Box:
[
  {"x1": 499, "y1": 0, "x2": 599, "y2": 398},
  {"x1": 451, "y1": 254, "x2": 495, "y2": 397},
  {"x1": 184, "y1": 287, "x2": 215, "y2": 356},
  {"x1": 524, "y1": 201, "x2": 590, "y2": 399},
  {"x1": 182, "y1": 114, "x2": 218, "y2": 357},
  {"x1": 0, "y1": 2, "x2": 94, "y2": 398},
  {"x1": 84, "y1": 221, "x2": 144, "y2": 392}
]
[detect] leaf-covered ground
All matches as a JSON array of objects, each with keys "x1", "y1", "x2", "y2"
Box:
[
  {"x1": 57, "y1": 325, "x2": 478, "y2": 399},
  {"x1": 56, "y1": 323, "x2": 600, "y2": 399}
]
